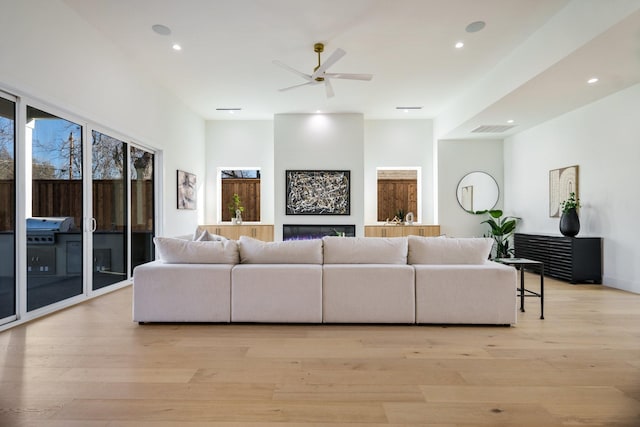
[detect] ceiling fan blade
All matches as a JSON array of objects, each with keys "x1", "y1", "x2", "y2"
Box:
[
  {"x1": 325, "y1": 72, "x2": 373, "y2": 81},
  {"x1": 324, "y1": 79, "x2": 334, "y2": 98},
  {"x1": 278, "y1": 81, "x2": 318, "y2": 92},
  {"x1": 273, "y1": 60, "x2": 312, "y2": 81},
  {"x1": 311, "y1": 48, "x2": 346, "y2": 80}
]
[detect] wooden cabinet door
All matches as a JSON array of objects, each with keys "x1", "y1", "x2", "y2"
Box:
[
  {"x1": 404, "y1": 225, "x2": 440, "y2": 237},
  {"x1": 245, "y1": 225, "x2": 273, "y2": 241},
  {"x1": 365, "y1": 225, "x2": 441, "y2": 237},
  {"x1": 364, "y1": 226, "x2": 385, "y2": 237},
  {"x1": 364, "y1": 226, "x2": 404, "y2": 237}
]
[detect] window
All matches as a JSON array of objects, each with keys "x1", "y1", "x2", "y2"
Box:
[
  {"x1": 376, "y1": 167, "x2": 421, "y2": 222},
  {"x1": 219, "y1": 168, "x2": 261, "y2": 222}
]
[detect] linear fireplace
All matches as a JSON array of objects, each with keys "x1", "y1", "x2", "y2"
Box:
[{"x1": 283, "y1": 224, "x2": 356, "y2": 241}]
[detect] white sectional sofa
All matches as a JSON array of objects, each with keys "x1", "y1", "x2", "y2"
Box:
[{"x1": 133, "y1": 234, "x2": 517, "y2": 325}]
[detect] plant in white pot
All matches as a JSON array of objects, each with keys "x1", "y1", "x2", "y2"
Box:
[{"x1": 228, "y1": 193, "x2": 244, "y2": 225}]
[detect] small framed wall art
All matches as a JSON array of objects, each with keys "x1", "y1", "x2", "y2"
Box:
[
  {"x1": 286, "y1": 170, "x2": 350, "y2": 215},
  {"x1": 177, "y1": 170, "x2": 196, "y2": 210}
]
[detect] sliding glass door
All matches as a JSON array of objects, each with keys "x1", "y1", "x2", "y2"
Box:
[
  {"x1": 91, "y1": 131, "x2": 128, "y2": 290},
  {"x1": 0, "y1": 89, "x2": 159, "y2": 328},
  {"x1": 130, "y1": 146, "x2": 155, "y2": 273},
  {"x1": 0, "y1": 95, "x2": 16, "y2": 324},
  {"x1": 26, "y1": 106, "x2": 84, "y2": 311}
]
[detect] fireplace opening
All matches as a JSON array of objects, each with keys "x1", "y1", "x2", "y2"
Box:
[{"x1": 283, "y1": 224, "x2": 356, "y2": 241}]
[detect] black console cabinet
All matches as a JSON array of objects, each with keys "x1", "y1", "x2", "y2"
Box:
[{"x1": 514, "y1": 233, "x2": 602, "y2": 284}]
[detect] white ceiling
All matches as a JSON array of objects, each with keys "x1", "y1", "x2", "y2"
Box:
[{"x1": 62, "y1": 0, "x2": 640, "y2": 138}]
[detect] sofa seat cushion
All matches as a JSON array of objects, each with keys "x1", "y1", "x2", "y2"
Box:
[
  {"x1": 133, "y1": 260, "x2": 232, "y2": 322},
  {"x1": 238, "y1": 236, "x2": 323, "y2": 264},
  {"x1": 323, "y1": 236, "x2": 408, "y2": 264},
  {"x1": 231, "y1": 264, "x2": 322, "y2": 322},
  {"x1": 322, "y1": 264, "x2": 415, "y2": 323},
  {"x1": 153, "y1": 237, "x2": 239, "y2": 264},
  {"x1": 408, "y1": 236, "x2": 493, "y2": 265},
  {"x1": 414, "y1": 262, "x2": 517, "y2": 325}
]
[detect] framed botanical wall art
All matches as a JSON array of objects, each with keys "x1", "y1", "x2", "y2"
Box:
[
  {"x1": 549, "y1": 165, "x2": 578, "y2": 217},
  {"x1": 286, "y1": 170, "x2": 350, "y2": 215},
  {"x1": 177, "y1": 170, "x2": 196, "y2": 210}
]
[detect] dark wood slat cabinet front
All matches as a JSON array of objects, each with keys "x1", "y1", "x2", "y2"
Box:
[{"x1": 514, "y1": 233, "x2": 602, "y2": 284}]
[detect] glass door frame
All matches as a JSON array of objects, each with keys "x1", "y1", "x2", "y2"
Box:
[
  {"x1": 0, "y1": 90, "x2": 17, "y2": 326},
  {"x1": 86, "y1": 124, "x2": 132, "y2": 298},
  {"x1": 19, "y1": 97, "x2": 88, "y2": 319}
]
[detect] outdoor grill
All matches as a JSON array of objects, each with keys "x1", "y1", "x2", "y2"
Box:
[{"x1": 26, "y1": 217, "x2": 75, "y2": 244}]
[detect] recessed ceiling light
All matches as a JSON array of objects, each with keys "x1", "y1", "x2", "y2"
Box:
[
  {"x1": 316, "y1": 110, "x2": 322, "y2": 114},
  {"x1": 465, "y1": 21, "x2": 486, "y2": 33},
  {"x1": 396, "y1": 106, "x2": 422, "y2": 110},
  {"x1": 587, "y1": 77, "x2": 599, "y2": 84},
  {"x1": 216, "y1": 108, "x2": 242, "y2": 111},
  {"x1": 172, "y1": 43, "x2": 182, "y2": 51},
  {"x1": 455, "y1": 41, "x2": 465, "y2": 49},
  {"x1": 152, "y1": 24, "x2": 171, "y2": 36},
  {"x1": 507, "y1": 119, "x2": 514, "y2": 124}
]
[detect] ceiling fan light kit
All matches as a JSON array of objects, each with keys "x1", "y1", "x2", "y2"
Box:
[{"x1": 274, "y1": 42, "x2": 372, "y2": 98}]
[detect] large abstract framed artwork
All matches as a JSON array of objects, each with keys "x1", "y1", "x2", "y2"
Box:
[
  {"x1": 286, "y1": 170, "x2": 350, "y2": 215},
  {"x1": 177, "y1": 170, "x2": 196, "y2": 210},
  {"x1": 549, "y1": 165, "x2": 578, "y2": 217}
]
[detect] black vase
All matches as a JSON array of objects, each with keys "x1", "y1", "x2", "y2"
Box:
[{"x1": 560, "y1": 208, "x2": 580, "y2": 237}]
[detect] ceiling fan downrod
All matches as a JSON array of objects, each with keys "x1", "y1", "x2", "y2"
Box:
[{"x1": 313, "y1": 43, "x2": 325, "y2": 82}]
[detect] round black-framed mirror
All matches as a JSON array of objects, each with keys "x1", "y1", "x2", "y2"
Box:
[{"x1": 456, "y1": 171, "x2": 499, "y2": 213}]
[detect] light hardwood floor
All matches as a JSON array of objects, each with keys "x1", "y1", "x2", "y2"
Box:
[{"x1": 1, "y1": 274, "x2": 639, "y2": 426}]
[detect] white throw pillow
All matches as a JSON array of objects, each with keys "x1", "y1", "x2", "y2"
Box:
[
  {"x1": 154, "y1": 237, "x2": 239, "y2": 264},
  {"x1": 193, "y1": 227, "x2": 227, "y2": 241},
  {"x1": 173, "y1": 234, "x2": 194, "y2": 241},
  {"x1": 238, "y1": 236, "x2": 323, "y2": 264},
  {"x1": 193, "y1": 226, "x2": 208, "y2": 241},
  {"x1": 322, "y1": 236, "x2": 408, "y2": 264},
  {"x1": 407, "y1": 235, "x2": 493, "y2": 265}
]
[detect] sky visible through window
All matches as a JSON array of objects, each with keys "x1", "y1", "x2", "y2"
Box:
[{"x1": 29, "y1": 114, "x2": 82, "y2": 180}]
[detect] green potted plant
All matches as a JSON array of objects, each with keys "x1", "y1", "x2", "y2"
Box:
[
  {"x1": 228, "y1": 193, "x2": 244, "y2": 224},
  {"x1": 560, "y1": 192, "x2": 581, "y2": 212},
  {"x1": 559, "y1": 192, "x2": 581, "y2": 237},
  {"x1": 476, "y1": 209, "x2": 520, "y2": 259}
]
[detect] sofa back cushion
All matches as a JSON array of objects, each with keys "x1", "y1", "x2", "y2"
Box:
[
  {"x1": 323, "y1": 236, "x2": 408, "y2": 264},
  {"x1": 408, "y1": 236, "x2": 493, "y2": 265},
  {"x1": 154, "y1": 237, "x2": 239, "y2": 264},
  {"x1": 238, "y1": 236, "x2": 323, "y2": 264}
]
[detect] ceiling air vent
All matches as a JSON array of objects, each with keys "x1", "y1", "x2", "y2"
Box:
[{"x1": 471, "y1": 125, "x2": 516, "y2": 133}]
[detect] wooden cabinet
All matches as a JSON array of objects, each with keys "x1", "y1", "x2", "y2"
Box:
[
  {"x1": 364, "y1": 225, "x2": 440, "y2": 238},
  {"x1": 200, "y1": 224, "x2": 274, "y2": 242},
  {"x1": 514, "y1": 233, "x2": 602, "y2": 284}
]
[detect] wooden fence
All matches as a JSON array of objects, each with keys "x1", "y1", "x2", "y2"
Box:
[
  {"x1": 221, "y1": 178, "x2": 261, "y2": 222},
  {"x1": 377, "y1": 179, "x2": 417, "y2": 221},
  {"x1": 0, "y1": 179, "x2": 153, "y2": 232}
]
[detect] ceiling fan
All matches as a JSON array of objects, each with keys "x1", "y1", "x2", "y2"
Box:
[{"x1": 273, "y1": 43, "x2": 373, "y2": 98}]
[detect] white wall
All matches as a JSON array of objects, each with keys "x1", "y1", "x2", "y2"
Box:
[
  {"x1": 274, "y1": 114, "x2": 364, "y2": 240},
  {"x1": 438, "y1": 139, "x2": 504, "y2": 237},
  {"x1": 364, "y1": 120, "x2": 435, "y2": 224},
  {"x1": 0, "y1": 0, "x2": 205, "y2": 238},
  {"x1": 204, "y1": 120, "x2": 274, "y2": 224},
  {"x1": 504, "y1": 83, "x2": 640, "y2": 293}
]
